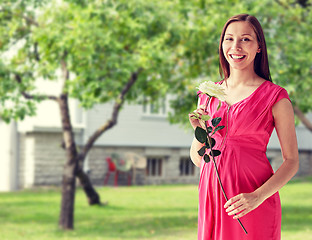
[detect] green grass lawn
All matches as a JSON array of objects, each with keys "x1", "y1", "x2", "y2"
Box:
[{"x1": 0, "y1": 177, "x2": 311, "y2": 240}]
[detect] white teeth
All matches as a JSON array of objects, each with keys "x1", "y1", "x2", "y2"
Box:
[{"x1": 231, "y1": 55, "x2": 244, "y2": 59}]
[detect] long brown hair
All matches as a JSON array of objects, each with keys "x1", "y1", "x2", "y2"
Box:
[{"x1": 218, "y1": 14, "x2": 272, "y2": 82}]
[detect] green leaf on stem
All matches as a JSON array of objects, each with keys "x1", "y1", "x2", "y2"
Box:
[
  {"x1": 207, "y1": 126, "x2": 212, "y2": 133},
  {"x1": 209, "y1": 150, "x2": 221, "y2": 157},
  {"x1": 217, "y1": 100, "x2": 222, "y2": 111},
  {"x1": 198, "y1": 145, "x2": 206, "y2": 156},
  {"x1": 204, "y1": 154, "x2": 210, "y2": 163},
  {"x1": 212, "y1": 117, "x2": 222, "y2": 127},
  {"x1": 195, "y1": 127, "x2": 207, "y2": 143},
  {"x1": 206, "y1": 137, "x2": 216, "y2": 149},
  {"x1": 212, "y1": 125, "x2": 225, "y2": 135},
  {"x1": 201, "y1": 115, "x2": 211, "y2": 121}
]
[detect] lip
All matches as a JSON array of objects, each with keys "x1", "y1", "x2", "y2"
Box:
[{"x1": 229, "y1": 54, "x2": 246, "y2": 62}]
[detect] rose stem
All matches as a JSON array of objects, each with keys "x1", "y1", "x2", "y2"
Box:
[
  {"x1": 206, "y1": 134, "x2": 248, "y2": 234},
  {"x1": 204, "y1": 98, "x2": 248, "y2": 234}
]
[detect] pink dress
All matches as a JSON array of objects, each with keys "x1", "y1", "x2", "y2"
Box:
[{"x1": 197, "y1": 80, "x2": 290, "y2": 240}]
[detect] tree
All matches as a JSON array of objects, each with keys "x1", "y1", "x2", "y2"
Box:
[
  {"x1": 169, "y1": 0, "x2": 312, "y2": 131},
  {"x1": 266, "y1": 0, "x2": 312, "y2": 130},
  {"x1": 1, "y1": 0, "x2": 311, "y2": 230},
  {"x1": 0, "y1": 0, "x2": 197, "y2": 229}
]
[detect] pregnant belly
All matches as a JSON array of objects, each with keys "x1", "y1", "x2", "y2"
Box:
[{"x1": 217, "y1": 146, "x2": 274, "y2": 195}]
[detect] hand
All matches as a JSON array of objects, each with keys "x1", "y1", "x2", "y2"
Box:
[
  {"x1": 224, "y1": 192, "x2": 264, "y2": 219},
  {"x1": 188, "y1": 104, "x2": 207, "y2": 130}
]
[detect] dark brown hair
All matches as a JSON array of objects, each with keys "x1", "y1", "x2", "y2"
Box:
[{"x1": 219, "y1": 14, "x2": 272, "y2": 82}]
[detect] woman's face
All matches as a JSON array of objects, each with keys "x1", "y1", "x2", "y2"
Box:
[{"x1": 222, "y1": 21, "x2": 260, "y2": 73}]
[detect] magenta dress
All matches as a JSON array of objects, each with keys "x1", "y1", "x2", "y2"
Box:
[{"x1": 197, "y1": 80, "x2": 290, "y2": 240}]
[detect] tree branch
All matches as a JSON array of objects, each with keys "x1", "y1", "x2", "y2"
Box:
[
  {"x1": 294, "y1": 105, "x2": 312, "y2": 132},
  {"x1": 34, "y1": 42, "x2": 40, "y2": 61},
  {"x1": 15, "y1": 74, "x2": 58, "y2": 101},
  {"x1": 275, "y1": 0, "x2": 290, "y2": 9},
  {"x1": 22, "y1": 14, "x2": 39, "y2": 27},
  {"x1": 80, "y1": 69, "x2": 142, "y2": 160},
  {"x1": 61, "y1": 51, "x2": 69, "y2": 93},
  {"x1": 0, "y1": 8, "x2": 40, "y2": 27}
]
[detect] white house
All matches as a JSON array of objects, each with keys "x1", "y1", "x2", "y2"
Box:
[{"x1": 1, "y1": 87, "x2": 312, "y2": 191}]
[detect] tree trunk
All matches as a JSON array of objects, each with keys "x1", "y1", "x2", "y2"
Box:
[
  {"x1": 294, "y1": 105, "x2": 312, "y2": 132},
  {"x1": 58, "y1": 94, "x2": 78, "y2": 230},
  {"x1": 74, "y1": 70, "x2": 141, "y2": 205},
  {"x1": 76, "y1": 157, "x2": 101, "y2": 205}
]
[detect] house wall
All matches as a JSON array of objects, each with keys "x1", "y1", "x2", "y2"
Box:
[
  {"x1": 87, "y1": 146, "x2": 200, "y2": 186},
  {"x1": 2, "y1": 76, "x2": 310, "y2": 190},
  {"x1": 85, "y1": 102, "x2": 193, "y2": 148},
  {"x1": 16, "y1": 130, "x2": 312, "y2": 189},
  {"x1": 4, "y1": 100, "x2": 312, "y2": 190},
  {"x1": 17, "y1": 131, "x2": 200, "y2": 187},
  {"x1": 0, "y1": 121, "x2": 19, "y2": 191},
  {"x1": 19, "y1": 132, "x2": 66, "y2": 188}
]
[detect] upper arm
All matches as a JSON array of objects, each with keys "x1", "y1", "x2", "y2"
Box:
[{"x1": 272, "y1": 98, "x2": 299, "y2": 163}]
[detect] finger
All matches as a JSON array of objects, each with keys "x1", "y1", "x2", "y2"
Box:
[
  {"x1": 225, "y1": 200, "x2": 243, "y2": 213},
  {"x1": 199, "y1": 104, "x2": 206, "y2": 109},
  {"x1": 227, "y1": 204, "x2": 246, "y2": 216},
  {"x1": 195, "y1": 109, "x2": 205, "y2": 115},
  {"x1": 224, "y1": 194, "x2": 242, "y2": 208},
  {"x1": 233, "y1": 209, "x2": 248, "y2": 219}
]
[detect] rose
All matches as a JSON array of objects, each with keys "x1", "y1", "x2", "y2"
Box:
[
  {"x1": 191, "y1": 81, "x2": 248, "y2": 234},
  {"x1": 197, "y1": 81, "x2": 226, "y2": 101}
]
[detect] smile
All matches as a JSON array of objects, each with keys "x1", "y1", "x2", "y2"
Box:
[{"x1": 230, "y1": 54, "x2": 246, "y2": 60}]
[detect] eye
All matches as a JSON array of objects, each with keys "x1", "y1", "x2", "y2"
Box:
[
  {"x1": 225, "y1": 37, "x2": 233, "y2": 41},
  {"x1": 242, "y1": 38, "x2": 250, "y2": 42}
]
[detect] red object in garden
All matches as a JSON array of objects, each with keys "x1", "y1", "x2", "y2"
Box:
[{"x1": 103, "y1": 157, "x2": 118, "y2": 186}]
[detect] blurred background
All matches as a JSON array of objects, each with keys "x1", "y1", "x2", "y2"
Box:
[{"x1": 0, "y1": 0, "x2": 311, "y2": 239}]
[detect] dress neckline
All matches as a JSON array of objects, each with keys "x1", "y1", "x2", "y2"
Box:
[{"x1": 220, "y1": 80, "x2": 268, "y2": 107}]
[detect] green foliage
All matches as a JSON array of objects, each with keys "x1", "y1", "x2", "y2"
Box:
[
  {"x1": 212, "y1": 117, "x2": 222, "y2": 127},
  {"x1": 0, "y1": 0, "x2": 311, "y2": 126},
  {"x1": 194, "y1": 115, "x2": 224, "y2": 162},
  {"x1": 209, "y1": 149, "x2": 221, "y2": 157},
  {"x1": 169, "y1": 0, "x2": 312, "y2": 127},
  {"x1": 195, "y1": 126, "x2": 207, "y2": 143},
  {"x1": 0, "y1": 0, "x2": 192, "y2": 120},
  {"x1": 264, "y1": 1, "x2": 312, "y2": 113}
]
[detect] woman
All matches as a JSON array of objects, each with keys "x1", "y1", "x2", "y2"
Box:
[{"x1": 189, "y1": 14, "x2": 299, "y2": 240}]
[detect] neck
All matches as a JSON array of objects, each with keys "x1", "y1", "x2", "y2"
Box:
[{"x1": 226, "y1": 67, "x2": 259, "y2": 86}]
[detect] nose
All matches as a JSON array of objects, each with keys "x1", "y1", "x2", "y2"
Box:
[{"x1": 231, "y1": 40, "x2": 241, "y2": 51}]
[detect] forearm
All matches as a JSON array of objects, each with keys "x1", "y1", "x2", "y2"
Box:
[
  {"x1": 254, "y1": 158, "x2": 299, "y2": 202},
  {"x1": 190, "y1": 137, "x2": 203, "y2": 167}
]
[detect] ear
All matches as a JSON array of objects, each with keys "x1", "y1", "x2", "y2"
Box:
[{"x1": 257, "y1": 47, "x2": 261, "y2": 53}]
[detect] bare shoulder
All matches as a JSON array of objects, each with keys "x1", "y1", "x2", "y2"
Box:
[{"x1": 272, "y1": 98, "x2": 293, "y2": 120}]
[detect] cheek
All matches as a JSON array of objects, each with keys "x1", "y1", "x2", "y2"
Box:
[
  {"x1": 222, "y1": 44, "x2": 230, "y2": 57},
  {"x1": 248, "y1": 48, "x2": 258, "y2": 59},
  {"x1": 247, "y1": 44, "x2": 259, "y2": 55}
]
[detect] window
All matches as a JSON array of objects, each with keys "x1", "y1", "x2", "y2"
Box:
[
  {"x1": 142, "y1": 98, "x2": 167, "y2": 117},
  {"x1": 146, "y1": 157, "x2": 163, "y2": 176},
  {"x1": 179, "y1": 157, "x2": 195, "y2": 176}
]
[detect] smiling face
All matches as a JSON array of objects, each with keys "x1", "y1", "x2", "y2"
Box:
[{"x1": 222, "y1": 21, "x2": 260, "y2": 73}]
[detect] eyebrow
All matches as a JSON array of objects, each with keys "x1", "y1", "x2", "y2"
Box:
[{"x1": 225, "y1": 33, "x2": 253, "y2": 37}]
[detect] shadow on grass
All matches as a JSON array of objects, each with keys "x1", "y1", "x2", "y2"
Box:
[
  {"x1": 282, "y1": 205, "x2": 312, "y2": 232},
  {"x1": 0, "y1": 194, "x2": 198, "y2": 239},
  {"x1": 60, "y1": 214, "x2": 198, "y2": 239},
  {"x1": 286, "y1": 176, "x2": 312, "y2": 184}
]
